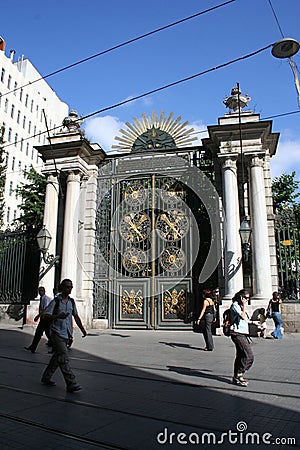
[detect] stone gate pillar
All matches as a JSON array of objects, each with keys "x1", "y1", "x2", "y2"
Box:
[
  {"x1": 61, "y1": 171, "x2": 81, "y2": 292},
  {"x1": 218, "y1": 154, "x2": 243, "y2": 299},
  {"x1": 41, "y1": 173, "x2": 59, "y2": 296},
  {"x1": 248, "y1": 153, "x2": 273, "y2": 302}
]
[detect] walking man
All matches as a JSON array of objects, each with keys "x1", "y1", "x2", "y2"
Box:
[
  {"x1": 25, "y1": 287, "x2": 52, "y2": 353},
  {"x1": 41, "y1": 279, "x2": 86, "y2": 393}
]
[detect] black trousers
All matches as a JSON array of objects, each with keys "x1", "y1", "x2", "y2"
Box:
[
  {"x1": 29, "y1": 318, "x2": 51, "y2": 352},
  {"x1": 203, "y1": 313, "x2": 214, "y2": 350},
  {"x1": 231, "y1": 333, "x2": 254, "y2": 376}
]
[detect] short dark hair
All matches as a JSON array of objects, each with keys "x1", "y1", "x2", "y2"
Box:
[{"x1": 58, "y1": 279, "x2": 73, "y2": 291}]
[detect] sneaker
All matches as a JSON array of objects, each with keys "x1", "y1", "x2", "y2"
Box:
[
  {"x1": 67, "y1": 384, "x2": 82, "y2": 393},
  {"x1": 41, "y1": 379, "x2": 56, "y2": 386},
  {"x1": 232, "y1": 376, "x2": 248, "y2": 387}
]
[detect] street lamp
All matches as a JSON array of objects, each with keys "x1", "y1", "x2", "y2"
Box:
[
  {"x1": 36, "y1": 226, "x2": 60, "y2": 280},
  {"x1": 239, "y1": 218, "x2": 252, "y2": 263},
  {"x1": 272, "y1": 38, "x2": 300, "y2": 59}
]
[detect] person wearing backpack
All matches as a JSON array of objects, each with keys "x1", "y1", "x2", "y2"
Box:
[
  {"x1": 230, "y1": 289, "x2": 254, "y2": 387},
  {"x1": 41, "y1": 279, "x2": 86, "y2": 393}
]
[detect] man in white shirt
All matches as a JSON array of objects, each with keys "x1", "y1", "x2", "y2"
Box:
[{"x1": 41, "y1": 279, "x2": 86, "y2": 393}]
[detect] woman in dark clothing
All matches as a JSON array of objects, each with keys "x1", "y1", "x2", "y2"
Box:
[
  {"x1": 230, "y1": 290, "x2": 254, "y2": 387},
  {"x1": 268, "y1": 292, "x2": 283, "y2": 339},
  {"x1": 196, "y1": 290, "x2": 216, "y2": 351}
]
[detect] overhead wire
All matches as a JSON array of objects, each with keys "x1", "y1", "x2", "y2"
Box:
[
  {"x1": 0, "y1": 0, "x2": 236, "y2": 99},
  {"x1": 1, "y1": 42, "x2": 274, "y2": 151}
]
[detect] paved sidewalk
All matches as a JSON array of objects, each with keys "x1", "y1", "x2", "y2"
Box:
[{"x1": 0, "y1": 325, "x2": 299, "y2": 449}]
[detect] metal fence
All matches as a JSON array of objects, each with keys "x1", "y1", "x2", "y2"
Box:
[
  {"x1": 275, "y1": 209, "x2": 300, "y2": 301},
  {"x1": 0, "y1": 228, "x2": 40, "y2": 305}
]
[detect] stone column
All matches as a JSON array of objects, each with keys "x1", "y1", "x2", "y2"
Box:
[
  {"x1": 41, "y1": 173, "x2": 59, "y2": 295},
  {"x1": 248, "y1": 154, "x2": 272, "y2": 301},
  {"x1": 219, "y1": 154, "x2": 243, "y2": 299},
  {"x1": 61, "y1": 171, "x2": 81, "y2": 295},
  {"x1": 76, "y1": 175, "x2": 88, "y2": 299}
]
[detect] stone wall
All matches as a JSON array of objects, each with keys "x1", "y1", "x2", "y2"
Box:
[{"x1": 281, "y1": 302, "x2": 300, "y2": 333}]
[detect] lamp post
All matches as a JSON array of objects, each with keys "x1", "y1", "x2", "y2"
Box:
[
  {"x1": 239, "y1": 218, "x2": 252, "y2": 263},
  {"x1": 36, "y1": 226, "x2": 60, "y2": 281}
]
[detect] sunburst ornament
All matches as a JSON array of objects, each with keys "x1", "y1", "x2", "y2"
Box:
[{"x1": 112, "y1": 111, "x2": 197, "y2": 153}]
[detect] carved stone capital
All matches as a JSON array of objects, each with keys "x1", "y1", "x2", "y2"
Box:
[
  {"x1": 218, "y1": 154, "x2": 238, "y2": 170},
  {"x1": 66, "y1": 171, "x2": 81, "y2": 183},
  {"x1": 248, "y1": 154, "x2": 264, "y2": 169},
  {"x1": 46, "y1": 173, "x2": 59, "y2": 184}
]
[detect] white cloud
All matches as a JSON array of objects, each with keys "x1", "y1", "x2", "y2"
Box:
[
  {"x1": 84, "y1": 115, "x2": 125, "y2": 153},
  {"x1": 270, "y1": 138, "x2": 300, "y2": 180},
  {"x1": 83, "y1": 115, "x2": 208, "y2": 153},
  {"x1": 189, "y1": 119, "x2": 208, "y2": 145}
]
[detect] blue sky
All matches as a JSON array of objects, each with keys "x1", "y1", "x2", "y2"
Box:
[{"x1": 1, "y1": 0, "x2": 300, "y2": 181}]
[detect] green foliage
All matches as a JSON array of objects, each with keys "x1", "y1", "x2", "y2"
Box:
[
  {"x1": 0, "y1": 126, "x2": 7, "y2": 227},
  {"x1": 272, "y1": 171, "x2": 300, "y2": 212},
  {"x1": 15, "y1": 166, "x2": 46, "y2": 229}
]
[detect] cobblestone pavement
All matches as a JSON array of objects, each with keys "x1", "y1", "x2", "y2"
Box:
[{"x1": 0, "y1": 325, "x2": 299, "y2": 449}]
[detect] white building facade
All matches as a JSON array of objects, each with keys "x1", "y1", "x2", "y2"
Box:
[{"x1": 0, "y1": 36, "x2": 69, "y2": 226}]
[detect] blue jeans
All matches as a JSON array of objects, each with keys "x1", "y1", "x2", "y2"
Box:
[{"x1": 271, "y1": 312, "x2": 283, "y2": 339}]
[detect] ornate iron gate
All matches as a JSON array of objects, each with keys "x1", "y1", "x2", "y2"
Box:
[
  {"x1": 93, "y1": 151, "x2": 215, "y2": 329},
  {"x1": 275, "y1": 209, "x2": 300, "y2": 300}
]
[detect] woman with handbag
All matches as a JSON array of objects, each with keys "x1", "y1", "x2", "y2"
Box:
[
  {"x1": 196, "y1": 290, "x2": 216, "y2": 351},
  {"x1": 230, "y1": 290, "x2": 254, "y2": 387},
  {"x1": 267, "y1": 292, "x2": 283, "y2": 339}
]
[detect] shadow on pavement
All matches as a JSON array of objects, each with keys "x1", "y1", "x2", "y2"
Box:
[{"x1": 0, "y1": 328, "x2": 299, "y2": 449}]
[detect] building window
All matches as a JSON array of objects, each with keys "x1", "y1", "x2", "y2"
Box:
[
  {"x1": 26, "y1": 143, "x2": 29, "y2": 156},
  {"x1": 25, "y1": 94, "x2": 28, "y2": 107},
  {"x1": 14, "y1": 210, "x2": 17, "y2": 220},
  {"x1": 17, "y1": 110, "x2": 20, "y2": 123},
  {"x1": 14, "y1": 82, "x2": 17, "y2": 95},
  {"x1": 7, "y1": 75, "x2": 11, "y2": 89},
  {"x1": 8, "y1": 128, "x2": 12, "y2": 142},
  {"x1": 36, "y1": 105, "x2": 39, "y2": 118},
  {"x1": 6, "y1": 207, "x2": 10, "y2": 223},
  {"x1": 30, "y1": 99, "x2": 34, "y2": 112},
  {"x1": 12, "y1": 156, "x2": 15, "y2": 171},
  {"x1": 11, "y1": 104, "x2": 14, "y2": 118},
  {"x1": 9, "y1": 181, "x2": 13, "y2": 195},
  {"x1": 28, "y1": 121, "x2": 31, "y2": 133},
  {"x1": 23, "y1": 116, "x2": 26, "y2": 129},
  {"x1": 14, "y1": 133, "x2": 18, "y2": 146},
  {"x1": 33, "y1": 126, "x2": 36, "y2": 136},
  {"x1": 5, "y1": 153, "x2": 8, "y2": 166},
  {"x1": 1, "y1": 68, "x2": 5, "y2": 83},
  {"x1": 4, "y1": 98, "x2": 8, "y2": 113},
  {"x1": 0, "y1": 92, "x2": 2, "y2": 107},
  {"x1": 18, "y1": 161, "x2": 21, "y2": 172},
  {"x1": 19, "y1": 88, "x2": 23, "y2": 102},
  {"x1": 20, "y1": 138, "x2": 23, "y2": 152},
  {"x1": 31, "y1": 148, "x2": 34, "y2": 160}
]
